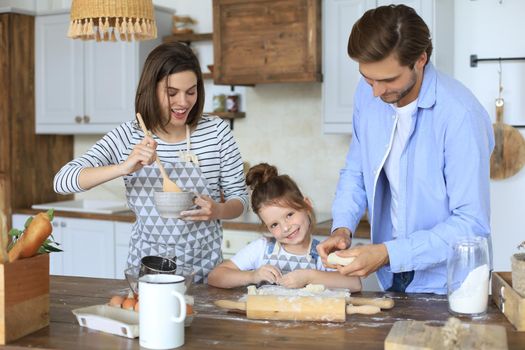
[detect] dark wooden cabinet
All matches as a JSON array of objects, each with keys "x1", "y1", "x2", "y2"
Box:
[
  {"x1": 212, "y1": 0, "x2": 322, "y2": 85},
  {"x1": 0, "y1": 13, "x2": 73, "y2": 226}
]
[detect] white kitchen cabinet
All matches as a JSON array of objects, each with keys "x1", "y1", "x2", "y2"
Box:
[
  {"x1": 12, "y1": 214, "x2": 114, "y2": 277},
  {"x1": 115, "y1": 222, "x2": 133, "y2": 280},
  {"x1": 322, "y1": 0, "x2": 454, "y2": 134},
  {"x1": 57, "y1": 217, "x2": 115, "y2": 278},
  {"x1": 222, "y1": 229, "x2": 263, "y2": 260},
  {"x1": 35, "y1": 7, "x2": 173, "y2": 134}
]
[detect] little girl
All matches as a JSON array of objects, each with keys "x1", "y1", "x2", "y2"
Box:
[{"x1": 208, "y1": 163, "x2": 361, "y2": 291}]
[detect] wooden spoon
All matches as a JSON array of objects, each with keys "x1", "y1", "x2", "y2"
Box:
[{"x1": 135, "y1": 113, "x2": 182, "y2": 192}]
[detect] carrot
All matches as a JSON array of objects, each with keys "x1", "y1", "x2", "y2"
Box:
[{"x1": 8, "y1": 209, "x2": 54, "y2": 262}]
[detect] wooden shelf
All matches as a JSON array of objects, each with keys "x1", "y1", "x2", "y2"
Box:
[
  {"x1": 163, "y1": 32, "x2": 213, "y2": 43},
  {"x1": 205, "y1": 112, "x2": 245, "y2": 120}
]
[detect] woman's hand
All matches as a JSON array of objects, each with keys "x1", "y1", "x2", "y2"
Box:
[
  {"x1": 180, "y1": 194, "x2": 220, "y2": 221},
  {"x1": 251, "y1": 265, "x2": 282, "y2": 285},
  {"x1": 119, "y1": 135, "x2": 157, "y2": 175},
  {"x1": 278, "y1": 269, "x2": 311, "y2": 289}
]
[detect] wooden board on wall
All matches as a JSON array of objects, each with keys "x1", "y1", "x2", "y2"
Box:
[
  {"x1": 213, "y1": 0, "x2": 322, "y2": 85},
  {"x1": 0, "y1": 13, "x2": 73, "y2": 225}
]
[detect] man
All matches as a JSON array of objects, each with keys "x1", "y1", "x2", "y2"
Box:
[{"x1": 317, "y1": 4, "x2": 494, "y2": 294}]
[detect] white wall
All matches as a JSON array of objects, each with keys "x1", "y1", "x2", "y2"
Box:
[{"x1": 453, "y1": 0, "x2": 525, "y2": 272}]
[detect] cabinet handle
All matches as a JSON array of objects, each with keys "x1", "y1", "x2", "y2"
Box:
[
  {"x1": 53, "y1": 222, "x2": 58, "y2": 228},
  {"x1": 225, "y1": 240, "x2": 231, "y2": 249},
  {"x1": 75, "y1": 116, "x2": 82, "y2": 123},
  {"x1": 60, "y1": 221, "x2": 66, "y2": 228},
  {"x1": 83, "y1": 115, "x2": 90, "y2": 123}
]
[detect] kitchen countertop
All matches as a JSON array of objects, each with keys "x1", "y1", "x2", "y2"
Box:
[
  {"x1": 6, "y1": 276, "x2": 524, "y2": 349},
  {"x1": 14, "y1": 208, "x2": 371, "y2": 239}
]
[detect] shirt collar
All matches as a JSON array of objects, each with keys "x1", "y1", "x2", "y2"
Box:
[{"x1": 417, "y1": 61, "x2": 437, "y2": 109}]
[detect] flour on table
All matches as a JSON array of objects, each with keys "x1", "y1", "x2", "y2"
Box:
[
  {"x1": 242, "y1": 284, "x2": 350, "y2": 300},
  {"x1": 247, "y1": 285, "x2": 257, "y2": 295}
]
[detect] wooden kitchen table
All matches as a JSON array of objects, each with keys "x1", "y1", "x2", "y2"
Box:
[{"x1": 3, "y1": 276, "x2": 524, "y2": 350}]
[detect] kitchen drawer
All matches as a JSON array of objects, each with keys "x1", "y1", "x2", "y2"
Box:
[{"x1": 222, "y1": 229, "x2": 262, "y2": 255}]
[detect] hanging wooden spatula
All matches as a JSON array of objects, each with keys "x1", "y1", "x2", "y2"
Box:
[
  {"x1": 490, "y1": 71, "x2": 525, "y2": 179},
  {"x1": 136, "y1": 113, "x2": 182, "y2": 192}
]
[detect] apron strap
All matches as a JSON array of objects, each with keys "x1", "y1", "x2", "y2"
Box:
[{"x1": 178, "y1": 125, "x2": 200, "y2": 165}]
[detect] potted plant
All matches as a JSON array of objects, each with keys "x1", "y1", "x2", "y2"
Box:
[{"x1": 512, "y1": 241, "x2": 525, "y2": 297}]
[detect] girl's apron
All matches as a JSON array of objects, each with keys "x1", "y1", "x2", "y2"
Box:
[
  {"x1": 124, "y1": 126, "x2": 222, "y2": 283},
  {"x1": 263, "y1": 238, "x2": 320, "y2": 273}
]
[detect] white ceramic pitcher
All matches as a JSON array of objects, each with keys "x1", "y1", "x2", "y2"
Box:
[{"x1": 139, "y1": 274, "x2": 187, "y2": 349}]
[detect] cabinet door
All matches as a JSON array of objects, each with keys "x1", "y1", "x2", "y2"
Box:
[
  {"x1": 114, "y1": 222, "x2": 133, "y2": 280},
  {"x1": 60, "y1": 217, "x2": 115, "y2": 278},
  {"x1": 213, "y1": 0, "x2": 322, "y2": 84},
  {"x1": 222, "y1": 229, "x2": 262, "y2": 260},
  {"x1": 322, "y1": 0, "x2": 375, "y2": 134},
  {"x1": 35, "y1": 14, "x2": 84, "y2": 133},
  {"x1": 84, "y1": 41, "x2": 137, "y2": 128}
]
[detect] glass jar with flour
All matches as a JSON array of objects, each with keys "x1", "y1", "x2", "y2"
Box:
[{"x1": 447, "y1": 236, "x2": 490, "y2": 317}]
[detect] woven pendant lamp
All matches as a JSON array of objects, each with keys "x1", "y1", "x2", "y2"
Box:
[{"x1": 67, "y1": 0, "x2": 157, "y2": 42}]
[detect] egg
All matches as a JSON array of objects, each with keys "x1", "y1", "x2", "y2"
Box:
[
  {"x1": 122, "y1": 291, "x2": 137, "y2": 310},
  {"x1": 109, "y1": 295, "x2": 125, "y2": 308},
  {"x1": 122, "y1": 297, "x2": 137, "y2": 310}
]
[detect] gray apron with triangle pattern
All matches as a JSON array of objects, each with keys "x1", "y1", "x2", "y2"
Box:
[
  {"x1": 124, "y1": 161, "x2": 223, "y2": 284},
  {"x1": 263, "y1": 238, "x2": 320, "y2": 274}
]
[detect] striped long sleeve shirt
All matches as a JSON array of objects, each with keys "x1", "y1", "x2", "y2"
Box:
[{"x1": 54, "y1": 115, "x2": 249, "y2": 212}]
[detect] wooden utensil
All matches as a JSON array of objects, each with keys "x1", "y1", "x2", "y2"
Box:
[
  {"x1": 349, "y1": 296, "x2": 394, "y2": 309},
  {"x1": 490, "y1": 71, "x2": 525, "y2": 179},
  {"x1": 214, "y1": 295, "x2": 383, "y2": 322},
  {"x1": 135, "y1": 113, "x2": 182, "y2": 192},
  {"x1": 384, "y1": 320, "x2": 508, "y2": 350}
]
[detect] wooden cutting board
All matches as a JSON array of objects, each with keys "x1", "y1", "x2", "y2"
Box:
[
  {"x1": 490, "y1": 98, "x2": 525, "y2": 179},
  {"x1": 384, "y1": 320, "x2": 508, "y2": 350}
]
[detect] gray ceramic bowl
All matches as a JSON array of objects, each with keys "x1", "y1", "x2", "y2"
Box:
[{"x1": 154, "y1": 191, "x2": 196, "y2": 219}]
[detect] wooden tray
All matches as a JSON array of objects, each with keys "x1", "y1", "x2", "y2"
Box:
[{"x1": 491, "y1": 271, "x2": 525, "y2": 331}]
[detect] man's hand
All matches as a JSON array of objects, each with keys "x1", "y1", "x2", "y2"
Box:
[
  {"x1": 316, "y1": 228, "x2": 352, "y2": 268},
  {"x1": 335, "y1": 243, "x2": 389, "y2": 277}
]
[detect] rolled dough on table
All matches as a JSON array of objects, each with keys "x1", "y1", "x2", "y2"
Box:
[{"x1": 327, "y1": 252, "x2": 355, "y2": 266}]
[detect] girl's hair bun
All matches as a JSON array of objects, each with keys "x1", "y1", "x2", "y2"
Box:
[{"x1": 246, "y1": 163, "x2": 278, "y2": 190}]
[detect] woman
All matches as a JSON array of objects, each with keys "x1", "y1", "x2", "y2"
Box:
[{"x1": 54, "y1": 41, "x2": 249, "y2": 283}]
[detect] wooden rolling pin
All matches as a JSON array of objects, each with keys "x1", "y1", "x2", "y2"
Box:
[
  {"x1": 349, "y1": 296, "x2": 395, "y2": 309},
  {"x1": 215, "y1": 295, "x2": 383, "y2": 322}
]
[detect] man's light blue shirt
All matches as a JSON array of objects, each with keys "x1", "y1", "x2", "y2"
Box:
[{"x1": 332, "y1": 63, "x2": 494, "y2": 294}]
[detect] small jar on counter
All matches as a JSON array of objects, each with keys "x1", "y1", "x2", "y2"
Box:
[
  {"x1": 212, "y1": 94, "x2": 226, "y2": 113},
  {"x1": 226, "y1": 94, "x2": 240, "y2": 113},
  {"x1": 447, "y1": 236, "x2": 490, "y2": 317}
]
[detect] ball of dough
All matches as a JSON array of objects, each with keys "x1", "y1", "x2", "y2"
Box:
[
  {"x1": 303, "y1": 284, "x2": 325, "y2": 293},
  {"x1": 327, "y1": 252, "x2": 355, "y2": 266}
]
